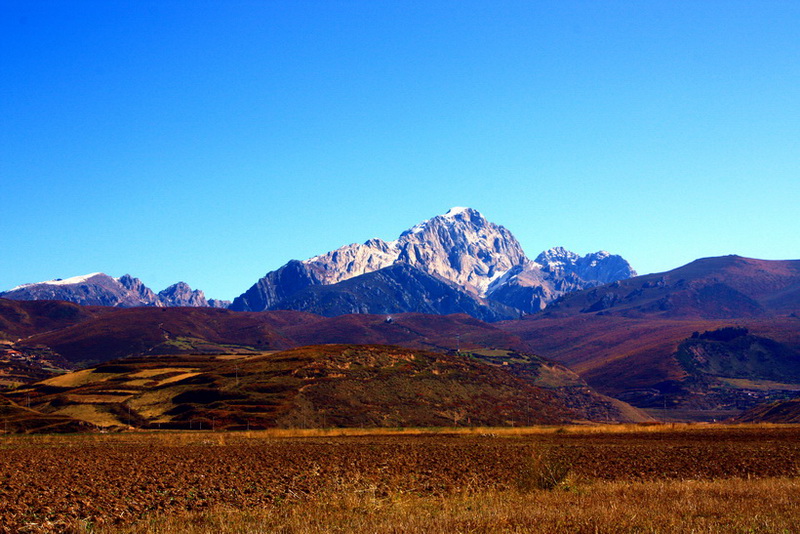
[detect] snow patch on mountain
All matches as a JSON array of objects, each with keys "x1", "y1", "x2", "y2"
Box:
[
  {"x1": 9, "y1": 272, "x2": 104, "y2": 291},
  {"x1": 444, "y1": 206, "x2": 470, "y2": 218},
  {"x1": 2, "y1": 273, "x2": 227, "y2": 309}
]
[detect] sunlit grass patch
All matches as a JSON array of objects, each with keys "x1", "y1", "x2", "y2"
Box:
[{"x1": 93, "y1": 478, "x2": 800, "y2": 533}]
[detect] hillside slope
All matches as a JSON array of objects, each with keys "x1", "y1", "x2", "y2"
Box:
[
  {"x1": 0, "y1": 299, "x2": 105, "y2": 342},
  {"x1": 499, "y1": 256, "x2": 800, "y2": 420},
  {"x1": 543, "y1": 256, "x2": 800, "y2": 319},
  {"x1": 6, "y1": 345, "x2": 628, "y2": 429}
]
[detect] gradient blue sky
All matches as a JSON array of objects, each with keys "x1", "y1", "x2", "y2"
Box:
[{"x1": 2, "y1": 1, "x2": 799, "y2": 300}]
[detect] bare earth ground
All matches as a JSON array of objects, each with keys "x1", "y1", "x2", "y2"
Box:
[{"x1": 1, "y1": 425, "x2": 799, "y2": 533}]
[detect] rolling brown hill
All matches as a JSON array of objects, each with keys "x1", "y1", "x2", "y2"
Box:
[
  {"x1": 0, "y1": 344, "x2": 73, "y2": 387},
  {"x1": 4, "y1": 344, "x2": 648, "y2": 430},
  {"x1": 278, "y1": 313, "x2": 529, "y2": 354},
  {"x1": 541, "y1": 255, "x2": 800, "y2": 319},
  {"x1": 16, "y1": 306, "x2": 323, "y2": 365},
  {"x1": 10, "y1": 305, "x2": 528, "y2": 367},
  {"x1": 0, "y1": 299, "x2": 107, "y2": 342},
  {"x1": 5, "y1": 252, "x2": 799, "y2": 425},
  {"x1": 0, "y1": 395, "x2": 89, "y2": 433},
  {"x1": 735, "y1": 399, "x2": 800, "y2": 423},
  {"x1": 0, "y1": 308, "x2": 648, "y2": 426},
  {"x1": 501, "y1": 316, "x2": 800, "y2": 421},
  {"x1": 498, "y1": 256, "x2": 800, "y2": 421}
]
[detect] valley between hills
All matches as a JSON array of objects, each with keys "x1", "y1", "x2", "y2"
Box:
[{"x1": 1, "y1": 208, "x2": 800, "y2": 431}]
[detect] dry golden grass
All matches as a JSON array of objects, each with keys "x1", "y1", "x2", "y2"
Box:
[
  {"x1": 718, "y1": 377, "x2": 800, "y2": 391},
  {"x1": 152, "y1": 372, "x2": 201, "y2": 387},
  {"x1": 40, "y1": 369, "x2": 114, "y2": 388},
  {"x1": 1, "y1": 422, "x2": 796, "y2": 446},
  {"x1": 126, "y1": 368, "x2": 199, "y2": 379},
  {"x1": 4, "y1": 425, "x2": 800, "y2": 533},
  {"x1": 64, "y1": 393, "x2": 133, "y2": 404},
  {"x1": 128, "y1": 389, "x2": 178, "y2": 420},
  {"x1": 52, "y1": 405, "x2": 121, "y2": 427},
  {"x1": 88, "y1": 478, "x2": 800, "y2": 533}
]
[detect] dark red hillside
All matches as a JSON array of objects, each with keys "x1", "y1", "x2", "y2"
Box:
[
  {"x1": 543, "y1": 256, "x2": 800, "y2": 319},
  {"x1": 0, "y1": 298, "x2": 107, "y2": 341},
  {"x1": 13, "y1": 305, "x2": 527, "y2": 367},
  {"x1": 497, "y1": 256, "x2": 800, "y2": 420},
  {"x1": 21, "y1": 307, "x2": 321, "y2": 365},
  {"x1": 735, "y1": 399, "x2": 800, "y2": 423},
  {"x1": 281, "y1": 313, "x2": 529, "y2": 353}
]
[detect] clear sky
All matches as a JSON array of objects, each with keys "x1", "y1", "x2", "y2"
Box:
[{"x1": 2, "y1": 1, "x2": 799, "y2": 300}]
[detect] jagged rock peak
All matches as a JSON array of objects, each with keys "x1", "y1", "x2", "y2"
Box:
[
  {"x1": 300, "y1": 207, "x2": 527, "y2": 296},
  {"x1": 395, "y1": 207, "x2": 527, "y2": 295},
  {"x1": 157, "y1": 282, "x2": 208, "y2": 307},
  {"x1": 535, "y1": 247, "x2": 581, "y2": 270},
  {"x1": 534, "y1": 248, "x2": 636, "y2": 284},
  {"x1": 304, "y1": 240, "x2": 399, "y2": 286},
  {"x1": 1, "y1": 273, "x2": 226, "y2": 309},
  {"x1": 231, "y1": 207, "x2": 638, "y2": 316},
  {"x1": 444, "y1": 206, "x2": 471, "y2": 218},
  {"x1": 400, "y1": 206, "x2": 490, "y2": 236},
  {"x1": 118, "y1": 274, "x2": 161, "y2": 306}
]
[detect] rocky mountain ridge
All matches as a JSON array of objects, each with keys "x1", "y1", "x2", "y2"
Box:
[
  {"x1": 0, "y1": 273, "x2": 228, "y2": 309},
  {"x1": 1, "y1": 207, "x2": 635, "y2": 319},
  {"x1": 231, "y1": 207, "x2": 636, "y2": 318}
]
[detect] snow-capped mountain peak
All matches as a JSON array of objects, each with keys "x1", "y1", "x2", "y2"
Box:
[
  {"x1": 9, "y1": 272, "x2": 105, "y2": 292},
  {"x1": 1, "y1": 273, "x2": 226, "y2": 309},
  {"x1": 443, "y1": 206, "x2": 471, "y2": 218}
]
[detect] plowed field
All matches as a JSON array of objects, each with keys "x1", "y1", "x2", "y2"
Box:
[{"x1": 2, "y1": 426, "x2": 799, "y2": 532}]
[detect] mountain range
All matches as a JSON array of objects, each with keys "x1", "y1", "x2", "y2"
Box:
[
  {"x1": 3, "y1": 252, "x2": 799, "y2": 424},
  {"x1": 0, "y1": 207, "x2": 635, "y2": 320},
  {"x1": 0, "y1": 273, "x2": 230, "y2": 309},
  {"x1": 2, "y1": 208, "x2": 799, "y2": 427},
  {"x1": 231, "y1": 207, "x2": 636, "y2": 318}
]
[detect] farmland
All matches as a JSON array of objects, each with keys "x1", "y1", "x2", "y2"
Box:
[{"x1": 2, "y1": 425, "x2": 800, "y2": 532}]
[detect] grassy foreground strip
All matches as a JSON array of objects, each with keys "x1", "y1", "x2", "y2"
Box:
[
  {"x1": 1, "y1": 422, "x2": 792, "y2": 446},
  {"x1": 4, "y1": 426, "x2": 800, "y2": 532},
  {"x1": 100, "y1": 478, "x2": 800, "y2": 533}
]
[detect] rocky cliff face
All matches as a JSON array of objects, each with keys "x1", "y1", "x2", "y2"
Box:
[
  {"x1": 394, "y1": 207, "x2": 528, "y2": 295},
  {"x1": 229, "y1": 260, "x2": 320, "y2": 312},
  {"x1": 269, "y1": 263, "x2": 520, "y2": 322},
  {"x1": 157, "y1": 282, "x2": 209, "y2": 307},
  {"x1": 535, "y1": 247, "x2": 636, "y2": 285},
  {"x1": 300, "y1": 207, "x2": 527, "y2": 296},
  {"x1": 303, "y1": 239, "x2": 400, "y2": 285},
  {"x1": 485, "y1": 247, "x2": 638, "y2": 313},
  {"x1": 118, "y1": 274, "x2": 162, "y2": 306},
  {"x1": 1, "y1": 274, "x2": 226, "y2": 309},
  {"x1": 232, "y1": 207, "x2": 636, "y2": 318}
]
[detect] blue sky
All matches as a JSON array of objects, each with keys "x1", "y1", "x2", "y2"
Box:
[{"x1": 2, "y1": 1, "x2": 799, "y2": 300}]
